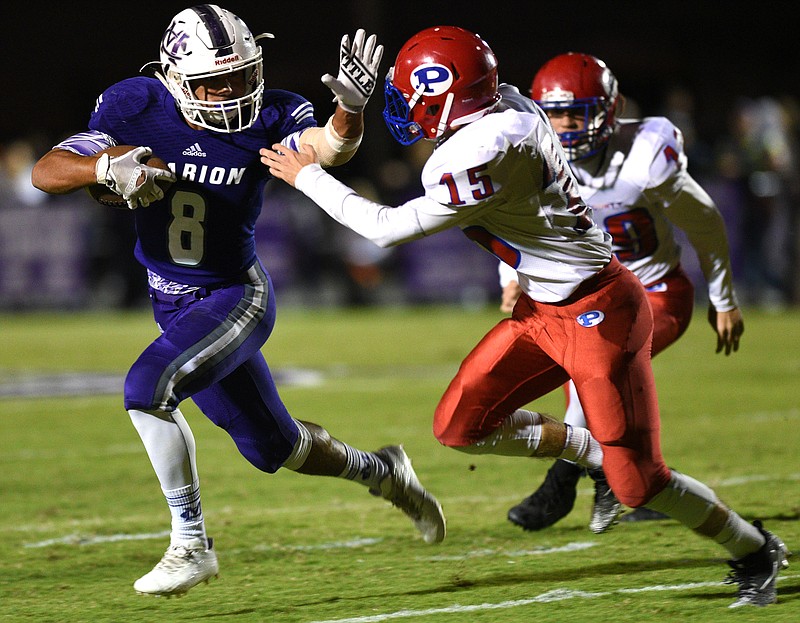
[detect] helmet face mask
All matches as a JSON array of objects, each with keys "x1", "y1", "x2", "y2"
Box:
[
  {"x1": 157, "y1": 4, "x2": 268, "y2": 133},
  {"x1": 531, "y1": 53, "x2": 619, "y2": 161},
  {"x1": 383, "y1": 26, "x2": 501, "y2": 146},
  {"x1": 383, "y1": 74, "x2": 425, "y2": 145},
  {"x1": 537, "y1": 96, "x2": 616, "y2": 161}
]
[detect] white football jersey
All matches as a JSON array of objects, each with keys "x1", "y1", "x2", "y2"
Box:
[
  {"x1": 572, "y1": 117, "x2": 738, "y2": 310},
  {"x1": 295, "y1": 104, "x2": 612, "y2": 303}
]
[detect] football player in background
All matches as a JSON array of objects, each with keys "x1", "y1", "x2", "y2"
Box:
[
  {"x1": 504, "y1": 53, "x2": 745, "y2": 533},
  {"x1": 264, "y1": 26, "x2": 787, "y2": 608},
  {"x1": 31, "y1": 4, "x2": 445, "y2": 598}
]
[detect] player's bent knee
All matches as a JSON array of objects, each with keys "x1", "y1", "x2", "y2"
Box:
[
  {"x1": 603, "y1": 451, "x2": 672, "y2": 507},
  {"x1": 235, "y1": 437, "x2": 293, "y2": 473}
]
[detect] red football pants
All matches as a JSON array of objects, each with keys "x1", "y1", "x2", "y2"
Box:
[
  {"x1": 563, "y1": 265, "x2": 696, "y2": 413},
  {"x1": 433, "y1": 257, "x2": 671, "y2": 506},
  {"x1": 646, "y1": 264, "x2": 696, "y2": 356}
]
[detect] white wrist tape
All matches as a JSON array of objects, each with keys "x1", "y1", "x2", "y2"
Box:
[
  {"x1": 327, "y1": 115, "x2": 362, "y2": 151},
  {"x1": 302, "y1": 116, "x2": 362, "y2": 167},
  {"x1": 95, "y1": 153, "x2": 111, "y2": 185}
]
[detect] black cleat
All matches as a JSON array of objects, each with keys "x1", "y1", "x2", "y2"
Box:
[
  {"x1": 726, "y1": 520, "x2": 790, "y2": 608},
  {"x1": 508, "y1": 460, "x2": 584, "y2": 531}
]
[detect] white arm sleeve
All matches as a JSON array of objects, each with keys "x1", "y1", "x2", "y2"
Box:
[
  {"x1": 664, "y1": 174, "x2": 738, "y2": 311},
  {"x1": 295, "y1": 163, "x2": 461, "y2": 247}
]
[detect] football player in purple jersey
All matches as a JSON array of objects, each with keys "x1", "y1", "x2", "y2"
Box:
[
  {"x1": 32, "y1": 4, "x2": 444, "y2": 597},
  {"x1": 264, "y1": 26, "x2": 788, "y2": 609},
  {"x1": 503, "y1": 53, "x2": 746, "y2": 534}
]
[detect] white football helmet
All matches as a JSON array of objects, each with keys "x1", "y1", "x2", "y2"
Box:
[{"x1": 154, "y1": 4, "x2": 272, "y2": 133}]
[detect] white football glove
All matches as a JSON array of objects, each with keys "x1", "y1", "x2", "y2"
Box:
[
  {"x1": 321, "y1": 29, "x2": 384, "y2": 114},
  {"x1": 95, "y1": 146, "x2": 176, "y2": 210}
]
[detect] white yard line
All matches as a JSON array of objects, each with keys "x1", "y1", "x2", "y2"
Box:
[
  {"x1": 24, "y1": 530, "x2": 170, "y2": 548},
  {"x1": 417, "y1": 541, "x2": 597, "y2": 561},
  {"x1": 307, "y1": 575, "x2": 800, "y2": 623}
]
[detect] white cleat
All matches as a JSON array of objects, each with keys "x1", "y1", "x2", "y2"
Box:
[
  {"x1": 133, "y1": 537, "x2": 219, "y2": 597},
  {"x1": 371, "y1": 445, "x2": 446, "y2": 544}
]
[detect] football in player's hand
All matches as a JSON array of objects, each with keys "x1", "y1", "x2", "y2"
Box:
[{"x1": 86, "y1": 145, "x2": 173, "y2": 208}]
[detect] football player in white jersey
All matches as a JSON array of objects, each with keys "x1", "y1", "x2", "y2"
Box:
[
  {"x1": 503, "y1": 53, "x2": 745, "y2": 533},
  {"x1": 263, "y1": 27, "x2": 787, "y2": 608}
]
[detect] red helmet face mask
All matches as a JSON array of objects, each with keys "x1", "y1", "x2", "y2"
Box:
[
  {"x1": 531, "y1": 52, "x2": 619, "y2": 160},
  {"x1": 383, "y1": 26, "x2": 501, "y2": 145}
]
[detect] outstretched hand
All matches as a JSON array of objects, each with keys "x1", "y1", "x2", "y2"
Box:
[
  {"x1": 260, "y1": 144, "x2": 319, "y2": 188},
  {"x1": 321, "y1": 28, "x2": 384, "y2": 113},
  {"x1": 707, "y1": 304, "x2": 744, "y2": 356}
]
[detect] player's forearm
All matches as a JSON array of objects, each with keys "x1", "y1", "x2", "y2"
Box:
[
  {"x1": 31, "y1": 149, "x2": 98, "y2": 194},
  {"x1": 331, "y1": 106, "x2": 364, "y2": 139},
  {"x1": 295, "y1": 164, "x2": 426, "y2": 247}
]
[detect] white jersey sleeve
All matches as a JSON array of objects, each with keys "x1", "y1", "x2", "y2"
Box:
[
  {"x1": 663, "y1": 173, "x2": 739, "y2": 311},
  {"x1": 294, "y1": 164, "x2": 461, "y2": 247},
  {"x1": 630, "y1": 118, "x2": 738, "y2": 310},
  {"x1": 295, "y1": 108, "x2": 611, "y2": 303},
  {"x1": 575, "y1": 117, "x2": 738, "y2": 309}
]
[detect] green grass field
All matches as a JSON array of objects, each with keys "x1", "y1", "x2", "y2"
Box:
[{"x1": 1, "y1": 305, "x2": 798, "y2": 622}]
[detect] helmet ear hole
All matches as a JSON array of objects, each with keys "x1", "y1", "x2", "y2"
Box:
[{"x1": 425, "y1": 104, "x2": 441, "y2": 117}]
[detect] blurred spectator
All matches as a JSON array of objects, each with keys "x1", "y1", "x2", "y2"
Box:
[
  {"x1": 0, "y1": 139, "x2": 50, "y2": 208},
  {"x1": 659, "y1": 85, "x2": 715, "y2": 178},
  {"x1": 716, "y1": 96, "x2": 800, "y2": 307},
  {"x1": 0, "y1": 136, "x2": 148, "y2": 309}
]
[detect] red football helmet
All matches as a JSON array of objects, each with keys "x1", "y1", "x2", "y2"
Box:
[
  {"x1": 531, "y1": 52, "x2": 619, "y2": 160},
  {"x1": 383, "y1": 26, "x2": 501, "y2": 145}
]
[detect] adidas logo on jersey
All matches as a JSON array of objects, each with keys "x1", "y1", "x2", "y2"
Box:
[{"x1": 182, "y1": 142, "x2": 207, "y2": 157}]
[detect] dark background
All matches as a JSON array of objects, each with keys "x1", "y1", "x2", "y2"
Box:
[
  {"x1": 2, "y1": 1, "x2": 798, "y2": 309},
  {"x1": 6, "y1": 1, "x2": 796, "y2": 161}
]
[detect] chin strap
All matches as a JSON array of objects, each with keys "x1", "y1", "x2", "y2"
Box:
[{"x1": 435, "y1": 93, "x2": 455, "y2": 138}]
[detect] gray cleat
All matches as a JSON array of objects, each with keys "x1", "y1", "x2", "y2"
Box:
[
  {"x1": 371, "y1": 445, "x2": 446, "y2": 544},
  {"x1": 588, "y1": 469, "x2": 622, "y2": 534}
]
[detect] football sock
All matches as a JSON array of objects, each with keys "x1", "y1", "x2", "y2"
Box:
[
  {"x1": 715, "y1": 511, "x2": 766, "y2": 559},
  {"x1": 559, "y1": 424, "x2": 603, "y2": 469},
  {"x1": 339, "y1": 445, "x2": 389, "y2": 490},
  {"x1": 645, "y1": 471, "x2": 765, "y2": 558},
  {"x1": 449, "y1": 409, "x2": 545, "y2": 456},
  {"x1": 128, "y1": 408, "x2": 206, "y2": 546},
  {"x1": 164, "y1": 481, "x2": 207, "y2": 545}
]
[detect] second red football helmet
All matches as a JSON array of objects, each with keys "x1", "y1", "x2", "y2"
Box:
[
  {"x1": 531, "y1": 52, "x2": 619, "y2": 160},
  {"x1": 383, "y1": 26, "x2": 501, "y2": 145}
]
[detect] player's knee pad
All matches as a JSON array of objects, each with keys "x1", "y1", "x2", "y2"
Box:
[
  {"x1": 643, "y1": 470, "x2": 718, "y2": 529},
  {"x1": 601, "y1": 445, "x2": 671, "y2": 506}
]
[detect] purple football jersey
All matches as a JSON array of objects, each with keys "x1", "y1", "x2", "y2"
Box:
[{"x1": 88, "y1": 76, "x2": 317, "y2": 286}]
